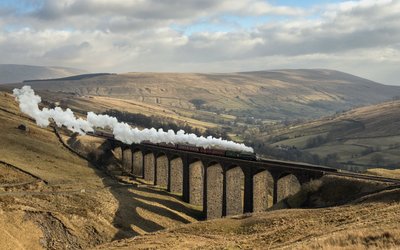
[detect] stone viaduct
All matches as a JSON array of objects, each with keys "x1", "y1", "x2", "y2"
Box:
[{"x1": 111, "y1": 141, "x2": 328, "y2": 219}]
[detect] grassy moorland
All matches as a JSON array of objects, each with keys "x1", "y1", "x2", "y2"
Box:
[
  {"x1": 3, "y1": 69, "x2": 400, "y2": 169},
  {"x1": 6, "y1": 69, "x2": 400, "y2": 123},
  {"x1": 0, "y1": 92, "x2": 200, "y2": 249},
  {"x1": 3, "y1": 68, "x2": 400, "y2": 168}
]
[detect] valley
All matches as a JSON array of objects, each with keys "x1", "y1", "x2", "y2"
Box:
[
  {"x1": 256, "y1": 100, "x2": 400, "y2": 170},
  {"x1": 1, "y1": 68, "x2": 400, "y2": 249}
]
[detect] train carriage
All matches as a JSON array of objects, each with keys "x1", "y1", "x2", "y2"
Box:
[
  {"x1": 199, "y1": 147, "x2": 226, "y2": 156},
  {"x1": 177, "y1": 144, "x2": 200, "y2": 152}
]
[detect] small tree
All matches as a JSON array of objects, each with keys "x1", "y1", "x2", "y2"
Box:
[
  {"x1": 324, "y1": 153, "x2": 340, "y2": 168},
  {"x1": 371, "y1": 154, "x2": 385, "y2": 166},
  {"x1": 189, "y1": 99, "x2": 206, "y2": 109}
]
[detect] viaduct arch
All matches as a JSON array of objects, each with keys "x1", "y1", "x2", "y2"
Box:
[{"x1": 111, "y1": 142, "x2": 323, "y2": 220}]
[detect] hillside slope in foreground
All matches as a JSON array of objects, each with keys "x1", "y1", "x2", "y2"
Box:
[
  {"x1": 96, "y1": 166, "x2": 400, "y2": 249},
  {"x1": 99, "y1": 189, "x2": 400, "y2": 249},
  {"x1": 0, "y1": 92, "x2": 199, "y2": 249}
]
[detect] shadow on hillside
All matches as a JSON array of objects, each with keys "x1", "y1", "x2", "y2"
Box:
[{"x1": 92, "y1": 140, "x2": 201, "y2": 241}]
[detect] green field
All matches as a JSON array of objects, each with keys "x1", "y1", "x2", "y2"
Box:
[{"x1": 262, "y1": 100, "x2": 400, "y2": 169}]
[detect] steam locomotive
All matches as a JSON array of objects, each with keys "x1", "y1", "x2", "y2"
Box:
[{"x1": 87, "y1": 130, "x2": 257, "y2": 161}]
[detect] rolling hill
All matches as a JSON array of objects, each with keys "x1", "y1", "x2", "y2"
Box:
[
  {"x1": 0, "y1": 64, "x2": 86, "y2": 84},
  {"x1": 0, "y1": 91, "x2": 199, "y2": 248},
  {"x1": 1, "y1": 86, "x2": 400, "y2": 249},
  {"x1": 260, "y1": 100, "x2": 400, "y2": 170},
  {"x1": 10, "y1": 69, "x2": 400, "y2": 121}
]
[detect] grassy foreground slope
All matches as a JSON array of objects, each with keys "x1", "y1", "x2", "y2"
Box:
[
  {"x1": 13, "y1": 69, "x2": 400, "y2": 121},
  {"x1": 97, "y1": 176, "x2": 400, "y2": 250},
  {"x1": 263, "y1": 100, "x2": 400, "y2": 169},
  {"x1": 0, "y1": 92, "x2": 199, "y2": 249}
]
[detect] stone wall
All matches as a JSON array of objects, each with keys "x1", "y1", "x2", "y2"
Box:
[
  {"x1": 253, "y1": 170, "x2": 274, "y2": 212},
  {"x1": 277, "y1": 174, "x2": 301, "y2": 202},
  {"x1": 156, "y1": 155, "x2": 168, "y2": 188},
  {"x1": 170, "y1": 158, "x2": 183, "y2": 194},
  {"x1": 122, "y1": 149, "x2": 132, "y2": 173},
  {"x1": 132, "y1": 151, "x2": 143, "y2": 177},
  {"x1": 207, "y1": 164, "x2": 223, "y2": 219},
  {"x1": 226, "y1": 167, "x2": 243, "y2": 216},
  {"x1": 189, "y1": 161, "x2": 203, "y2": 206},
  {"x1": 144, "y1": 153, "x2": 155, "y2": 183}
]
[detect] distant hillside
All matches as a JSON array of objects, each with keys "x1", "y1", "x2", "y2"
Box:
[
  {"x1": 0, "y1": 64, "x2": 87, "y2": 84},
  {"x1": 258, "y1": 100, "x2": 400, "y2": 170},
  {"x1": 9, "y1": 69, "x2": 400, "y2": 121},
  {"x1": 24, "y1": 73, "x2": 114, "y2": 82}
]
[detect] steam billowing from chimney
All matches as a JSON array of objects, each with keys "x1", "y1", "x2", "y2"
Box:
[{"x1": 13, "y1": 86, "x2": 254, "y2": 153}]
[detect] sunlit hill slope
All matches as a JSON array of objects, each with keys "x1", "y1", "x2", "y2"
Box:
[
  {"x1": 12, "y1": 69, "x2": 400, "y2": 121},
  {"x1": 263, "y1": 100, "x2": 400, "y2": 169}
]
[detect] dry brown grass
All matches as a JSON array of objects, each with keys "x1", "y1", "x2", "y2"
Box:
[
  {"x1": 366, "y1": 168, "x2": 400, "y2": 179},
  {"x1": 2, "y1": 90, "x2": 400, "y2": 249},
  {"x1": 0, "y1": 92, "x2": 200, "y2": 249},
  {"x1": 63, "y1": 95, "x2": 219, "y2": 130},
  {"x1": 95, "y1": 173, "x2": 400, "y2": 249},
  {"x1": 97, "y1": 189, "x2": 400, "y2": 249}
]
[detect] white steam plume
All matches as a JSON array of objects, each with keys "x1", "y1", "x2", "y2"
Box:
[
  {"x1": 13, "y1": 86, "x2": 254, "y2": 153},
  {"x1": 13, "y1": 86, "x2": 93, "y2": 134}
]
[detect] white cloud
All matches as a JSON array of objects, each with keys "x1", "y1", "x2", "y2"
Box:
[{"x1": 0, "y1": 0, "x2": 399, "y2": 84}]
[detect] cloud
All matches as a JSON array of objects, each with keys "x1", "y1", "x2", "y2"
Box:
[
  {"x1": 0, "y1": 0, "x2": 399, "y2": 85},
  {"x1": 43, "y1": 41, "x2": 91, "y2": 61},
  {"x1": 30, "y1": 0, "x2": 302, "y2": 20}
]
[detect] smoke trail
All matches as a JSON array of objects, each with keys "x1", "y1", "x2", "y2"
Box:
[
  {"x1": 13, "y1": 86, "x2": 93, "y2": 134},
  {"x1": 13, "y1": 86, "x2": 254, "y2": 153}
]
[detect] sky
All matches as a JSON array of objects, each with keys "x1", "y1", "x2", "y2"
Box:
[{"x1": 0, "y1": 0, "x2": 399, "y2": 85}]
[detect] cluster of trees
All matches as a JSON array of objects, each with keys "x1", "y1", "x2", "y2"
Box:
[
  {"x1": 305, "y1": 135, "x2": 329, "y2": 148},
  {"x1": 189, "y1": 99, "x2": 206, "y2": 109},
  {"x1": 204, "y1": 127, "x2": 229, "y2": 139}
]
